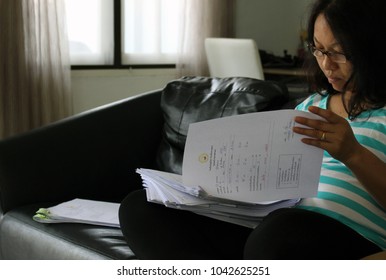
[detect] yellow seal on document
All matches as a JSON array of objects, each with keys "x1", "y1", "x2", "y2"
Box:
[{"x1": 198, "y1": 153, "x2": 209, "y2": 163}]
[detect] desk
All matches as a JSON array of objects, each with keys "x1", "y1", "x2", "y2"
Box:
[
  {"x1": 263, "y1": 67, "x2": 309, "y2": 95},
  {"x1": 263, "y1": 67, "x2": 306, "y2": 77}
]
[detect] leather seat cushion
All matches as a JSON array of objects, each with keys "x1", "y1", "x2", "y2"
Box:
[{"x1": 0, "y1": 203, "x2": 136, "y2": 259}]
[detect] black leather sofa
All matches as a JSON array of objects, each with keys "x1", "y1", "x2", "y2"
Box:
[{"x1": 0, "y1": 77, "x2": 308, "y2": 259}]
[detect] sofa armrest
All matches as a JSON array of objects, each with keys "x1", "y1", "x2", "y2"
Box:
[{"x1": 0, "y1": 90, "x2": 163, "y2": 214}]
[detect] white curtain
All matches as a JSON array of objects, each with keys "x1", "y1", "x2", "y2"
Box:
[
  {"x1": 176, "y1": 0, "x2": 235, "y2": 77},
  {"x1": 0, "y1": 0, "x2": 72, "y2": 139}
]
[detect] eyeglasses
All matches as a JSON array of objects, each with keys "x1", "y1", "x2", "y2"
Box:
[{"x1": 308, "y1": 44, "x2": 348, "y2": 64}]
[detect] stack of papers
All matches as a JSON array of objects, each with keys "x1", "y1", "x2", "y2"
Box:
[
  {"x1": 138, "y1": 109, "x2": 324, "y2": 228},
  {"x1": 138, "y1": 168, "x2": 301, "y2": 228},
  {"x1": 33, "y1": 198, "x2": 120, "y2": 228}
]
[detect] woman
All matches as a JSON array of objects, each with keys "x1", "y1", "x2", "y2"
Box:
[
  {"x1": 244, "y1": 0, "x2": 386, "y2": 259},
  {"x1": 119, "y1": 0, "x2": 386, "y2": 259}
]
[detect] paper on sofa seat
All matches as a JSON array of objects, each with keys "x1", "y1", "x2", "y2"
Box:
[{"x1": 33, "y1": 198, "x2": 120, "y2": 228}]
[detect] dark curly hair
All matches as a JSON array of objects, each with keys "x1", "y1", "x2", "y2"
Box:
[{"x1": 304, "y1": 0, "x2": 386, "y2": 119}]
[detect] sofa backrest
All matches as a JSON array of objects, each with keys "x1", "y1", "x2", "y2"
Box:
[{"x1": 0, "y1": 90, "x2": 163, "y2": 214}]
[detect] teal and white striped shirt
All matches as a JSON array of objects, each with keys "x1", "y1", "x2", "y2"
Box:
[{"x1": 296, "y1": 93, "x2": 386, "y2": 249}]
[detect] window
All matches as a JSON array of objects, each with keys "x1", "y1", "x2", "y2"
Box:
[
  {"x1": 64, "y1": 0, "x2": 182, "y2": 67},
  {"x1": 65, "y1": 0, "x2": 114, "y2": 65},
  {"x1": 122, "y1": 0, "x2": 181, "y2": 65}
]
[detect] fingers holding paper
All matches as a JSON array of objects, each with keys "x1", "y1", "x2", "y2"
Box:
[{"x1": 293, "y1": 106, "x2": 361, "y2": 164}]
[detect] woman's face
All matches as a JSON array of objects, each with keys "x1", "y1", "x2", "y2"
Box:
[{"x1": 313, "y1": 14, "x2": 353, "y2": 92}]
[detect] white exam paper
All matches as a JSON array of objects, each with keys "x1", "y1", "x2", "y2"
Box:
[{"x1": 182, "y1": 110, "x2": 324, "y2": 204}]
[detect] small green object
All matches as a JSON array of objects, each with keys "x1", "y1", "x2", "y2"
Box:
[
  {"x1": 33, "y1": 208, "x2": 51, "y2": 220},
  {"x1": 36, "y1": 208, "x2": 50, "y2": 216}
]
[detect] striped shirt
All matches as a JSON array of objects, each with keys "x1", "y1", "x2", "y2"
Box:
[{"x1": 295, "y1": 93, "x2": 386, "y2": 249}]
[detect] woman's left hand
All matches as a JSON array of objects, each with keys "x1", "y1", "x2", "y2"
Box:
[{"x1": 293, "y1": 106, "x2": 362, "y2": 164}]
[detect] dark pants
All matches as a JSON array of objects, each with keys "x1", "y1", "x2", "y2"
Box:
[{"x1": 119, "y1": 190, "x2": 382, "y2": 260}]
